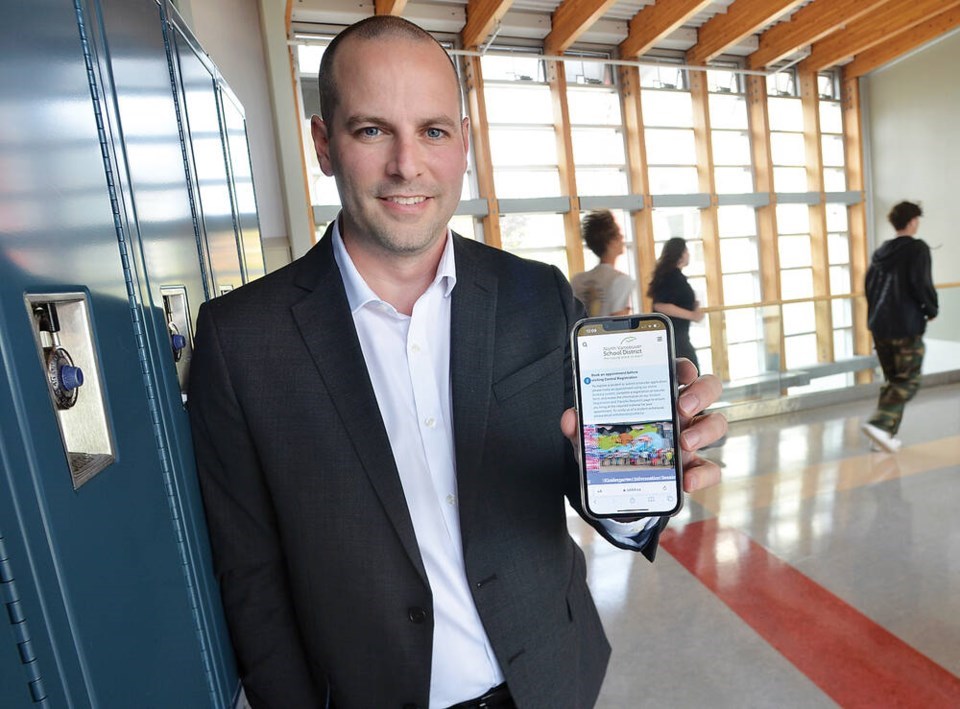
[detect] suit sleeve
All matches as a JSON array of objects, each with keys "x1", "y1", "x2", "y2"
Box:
[
  {"x1": 188, "y1": 304, "x2": 326, "y2": 709},
  {"x1": 552, "y1": 267, "x2": 668, "y2": 562}
]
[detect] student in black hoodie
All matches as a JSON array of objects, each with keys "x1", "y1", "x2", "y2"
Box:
[{"x1": 861, "y1": 201, "x2": 939, "y2": 452}]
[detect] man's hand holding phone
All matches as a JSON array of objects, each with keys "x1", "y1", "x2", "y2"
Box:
[{"x1": 561, "y1": 357, "x2": 725, "y2": 495}]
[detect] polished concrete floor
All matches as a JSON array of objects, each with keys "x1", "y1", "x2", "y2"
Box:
[{"x1": 569, "y1": 382, "x2": 960, "y2": 708}]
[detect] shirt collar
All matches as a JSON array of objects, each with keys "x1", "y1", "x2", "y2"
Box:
[{"x1": 331, "y1": 216, "x2": 458, "y2": 315}]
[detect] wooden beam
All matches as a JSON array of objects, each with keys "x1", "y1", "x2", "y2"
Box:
[
  {"x1": 461, "y1": 55, "x2": 502, "y2": 248},
  {"x1": 374, "y1": 0, "x2": 408, "y2": 15},
  {"x1": 619, "y1": 0, "x2": 713, "y2": 59},
  {"x1": 686, "y1": 0, "x2": 805, "y2": 66},
  {"x1": 546, "y1": 61, "x2": 585, "y2": 276},
  {"x1": 617, "y1": 65, "x2": 656, "y2": 313},
  {"x1": 747, "y1": 0, "x2": 892, "y2": 70},
  {"x1": 544, "y1": 0, "x2": 619, "y2": 55},
  {"x1": 689, "y1": 71, "x2": 728, "y2": 380},
  {"x1": 843, "y1": 4, "x2": 960, "y2": 79},
  {"x1": 799, "y1": 69, "x2": 834, "y2": 364},
  {"x1": 841, "y1": 77, "x2": 872, "y2": 382},
  {"x1": 745, "y1": 74, "x2": 785, "y2": 374},
  {"x1": 800, "y1": 0, "x2": 960, "y2": 73},
  {"x1": 461, "y1": 0, "x2": 514, "y2": 50}
]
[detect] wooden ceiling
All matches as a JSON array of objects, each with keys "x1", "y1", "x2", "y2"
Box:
[{"x1": 294, "y1": 0, "x2": 960, "y2": 78}]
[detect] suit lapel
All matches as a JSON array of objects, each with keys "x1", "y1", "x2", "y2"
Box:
[
  {"x1": 290, "y1": 228, "x2": 428, "y2": 586},
  {"x1": 450, "y1": 236, "x2": 498, "y2": 554}
]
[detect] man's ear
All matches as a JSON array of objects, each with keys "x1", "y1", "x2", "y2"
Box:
[{"x1": 311, "y1": 115, "x2": 334, "y2": 177}]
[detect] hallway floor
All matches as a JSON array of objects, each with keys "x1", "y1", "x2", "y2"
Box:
[{"x1": 569, "y1": 382, "x2": 960, "y2": 708}]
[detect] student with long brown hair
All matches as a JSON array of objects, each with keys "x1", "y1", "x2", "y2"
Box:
[{"x1": 648, "y1": 237, "x2": 703, "y2": 370}]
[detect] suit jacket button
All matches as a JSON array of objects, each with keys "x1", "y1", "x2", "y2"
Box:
[{"x1": 407, "y1": 607, "x2": 427, "y2": 624}]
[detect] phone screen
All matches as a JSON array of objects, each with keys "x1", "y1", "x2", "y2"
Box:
[{"x1": 572, "y1": 315, "x2": 682, "y2": 519}]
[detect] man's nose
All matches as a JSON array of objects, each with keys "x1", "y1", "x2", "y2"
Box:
[{"x1": 387, "y1": 134, "x2": 423, "y2": 180}]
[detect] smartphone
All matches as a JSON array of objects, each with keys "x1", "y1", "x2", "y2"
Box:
[{"x1": 571, "y1": 314, "x2": 683, "y2": 520}]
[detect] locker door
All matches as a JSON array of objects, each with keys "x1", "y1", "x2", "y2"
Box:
[
  {"x1": 172, "y1": 25, "x2": 245, "y2": 295},
  {"x1": 0, "y1": 0, "x2": 224, "y2": 705},
  {"x1": 220, "y1": 88, "x2": 266, "y2": 282}
]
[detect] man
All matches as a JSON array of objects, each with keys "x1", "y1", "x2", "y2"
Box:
[
  {"x1": 188, "y1": 16, "x2": 725, "y2": 709},
  {"x1": 570, "y1": 210, "x2": 634, "y2": 316},
  {"x1": 861, "y1": 200, "x2": 938, "y2": 452}
]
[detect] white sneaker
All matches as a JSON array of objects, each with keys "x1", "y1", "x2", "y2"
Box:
[{"x1": 861, "y1": 422, "x2": 902, "y2": 453}]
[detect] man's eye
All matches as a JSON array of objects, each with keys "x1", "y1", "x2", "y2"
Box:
[
  {"x1": 360, "y1": 127, "x2": 381, "y2": 138},
  {"x1": 426, "y1": 128, "x2": 445, "y2": 139}
]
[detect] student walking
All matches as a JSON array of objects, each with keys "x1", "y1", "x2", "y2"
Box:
[{"x1": 861, "y1": 201, "x2": 938, "y2": 452}]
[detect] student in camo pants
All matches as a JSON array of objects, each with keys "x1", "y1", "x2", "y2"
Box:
[{"x1": 861, "y1": 201, "x2": 939, "y2": 453}]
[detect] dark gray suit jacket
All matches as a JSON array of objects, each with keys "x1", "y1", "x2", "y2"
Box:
[{"x1": 188, "y1": 228, "x2": 665, "y2": 709}]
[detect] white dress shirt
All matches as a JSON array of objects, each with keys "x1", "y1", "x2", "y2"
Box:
[{"x1": 332, "y1": 222, "x2": 656, "y2": 706}]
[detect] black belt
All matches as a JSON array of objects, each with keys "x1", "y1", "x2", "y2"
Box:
[{"x1": 446, "y1": 683, "x2": 516, "y2": 709}]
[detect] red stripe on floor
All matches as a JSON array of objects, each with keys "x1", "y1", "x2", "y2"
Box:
[{"x1": 661, "y1": 519, "x2": 960, "y2": 708}]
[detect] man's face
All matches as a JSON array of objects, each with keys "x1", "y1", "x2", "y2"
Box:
[{"x1": 311, "y1": 36, "x2": 469, "y2": 258}]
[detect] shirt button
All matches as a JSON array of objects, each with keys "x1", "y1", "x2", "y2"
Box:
[
  {"x1": 424, "y1": 417, "x2": 436, "y2": 429},
  {"x1": 408, "y1": 607, "x2": 427, "y2": 624},
  {"x1": 446, "y1": 494, "x2": 456, "y2": 506}
]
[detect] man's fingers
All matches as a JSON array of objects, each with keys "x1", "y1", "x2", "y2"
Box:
[
  {"x1": 560, "y1": 407, "x2": 578, "y2": 440},
  {"x1": 676, "y1": 357, "x2": 698, "y2": 387},
  {"x1": 680, "y1": 411, "x2": 728, "y2": 452},
  {"x1": 678, "y1": 372, "x2": 722, "y2": 420},
  {"x1": 682, "y1": 455, "x2": 721, "y2": 492}
]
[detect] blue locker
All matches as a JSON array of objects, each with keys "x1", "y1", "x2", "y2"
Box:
[{"x1": 0, "y1": 0, "x2": 257, "y2": 705}]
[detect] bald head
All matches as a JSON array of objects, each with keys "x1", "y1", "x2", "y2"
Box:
[{"x1": 317, "y1": 16, "x2": 462, "y2": 127}]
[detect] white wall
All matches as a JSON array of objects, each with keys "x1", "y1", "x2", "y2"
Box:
[
  {"x1": 175, "y1": 0, "x2": 297, "y2": 270},
  {"x1": 864, "y1": 29, "x2": 960, "y2": 341}
]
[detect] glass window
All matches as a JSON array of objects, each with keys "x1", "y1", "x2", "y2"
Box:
[
  {"x1": 724, "y1": 308, "x2": 761, "y2": 343},
  {"x1": 785, "y1": 333, "x2": 818, "y2": 368},
  {"x1": 832, "y1": 298, "x2": 853, "y2": 328},
  {"x1": 781, "y1": 268, "x2": 814, "y2": 299},
  {"x1": 819, "y1": 101, "x2": 843, "y2": 134},
  {"x1": 481, "y1": 54, "x2": 546, "y2": 82},
  {"x1": 777, "y1": 204, "x2": 810, "y2": 234},
  {"x1": 728, "y1": 341, "x2": 763, "y2": 380},
  {"x1": 768, "y1": 97, "x2": 803, "y2": 131},
  {"x1": 720, "y1": 238, "x2": 760, "y2": 272},
  {"x1": 715, "y1": 168, "x2": 754, "y2": 193},
  {"x1": 489, "y1": 127, "x2": 557, "y2": 166},
  {"x1": 718, "y1": 205, "x2": 758, "y2": 237},
  {"x1": 770, "y1": 132, "x2": 806, "y2": 166},
  {"x1": 821, "y1": 135, "x2": 845, "y2": 167},
  {"x1": 641, "y1": 90, "x2": 693, "y2": 127},
  {"x1": 484, "y1": 84, "x2": 554, "y2": 124},
  {"x1": 829, "y1": 265, "x2": 851, "y2": 295},
  {"x1": 707, "y1": 68, "x2": 740, "y2": 94},
  {"x1": 766, "y1": 70, "x2": 796, "y2": 97},
  {"x1": 773, "y1": 167, "x2": 808, "y2": 192},
  {"x1": 652, "y1": 207, "x2": 701, "y2": 241},
  {"x1": 492, "y1": 169, "x2": 561, "y2": 198},
  {"x1": 828, "y1": 231, "x2": 850, "y2": 265},
  {"x1": 449, "y1": 214, "x2": 477, "y2": 240},
  {"x1": 499, "y1": 213, "x2": 568, "y2": 273},
  {"x1": 833, "y1": 328, "x2": 853, "y2": 359},
  {"x1": 709, "y1": 95, "x2": 749, "y2": 134},
  {"x1": 567, "y1": 86, "x2": 621, "y2": 124},
  {"x1": 647, "y1": 167, "x2": 700, "y2": 194},
  {"x1": 575, "y1": 168, "x2": 629, "y2": 196},
  {"x1": 712, "y1": 130, "x2": 752, "y2": 166},
  {"x1": 825, "y1": 203, "x2": 848, "y2": 232},
  {"x1": 823, "y1": 168, "x2": 846, "y2": 192},
  {"x1": 723, "y1": 273, "x2": 761, "y2": 305},
  {"x1": 563, "y1": 57, "x2": 612, "y2": 87},
  {"x1": 571, "y1": 127, "x2": 626, "y2": 165},
  {"x1": 779, "y1": 235, "x2": 812, "y2": 268},
  {"x1": 639, "y1": 64, "x2": 685, "y2": 90},
  {"x1": 645, "y1": 128, "x2": 697, "y2": 164},
  {"x1": 782, "y1": 301, "x2": 815, "y2": 335}
]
